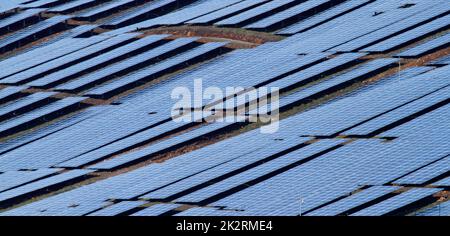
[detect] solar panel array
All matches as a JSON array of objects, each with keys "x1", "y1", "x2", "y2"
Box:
[{"x1": 0, "y1": 0, "x2": 448, "y2": 216}]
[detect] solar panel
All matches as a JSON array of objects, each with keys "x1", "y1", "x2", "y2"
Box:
[
  {"x1": 75, "y1": 0, "x2": 136, "y2": 21},
  {"x1": 0, "y1": 15, "x2": 71, "y2": 53},
  {"x1": 29, "y1": 34, "x2": 169, "y2": 89},
  {"x1": 215, "y1": 0, "x2": 297, "y2": 26},
  {"x1": 277, "y1": 0, "x2": 370, "y2": 35},
  {"x1": 0, "y1": 37, "x2": 105, "y2": 79},
  {"x1": 330, "y1": 3, "x2": 450, "y2": 52},
  {"x1": 416, "y1": 200, "x2": 450, "y2": 216},
  {"x1": 0, "y1": 96, "x2": 86, "y2": 141},
  {"x1": 54, "y1": 37, "x2": 197, "y2": 92},
  {"x1": 63, "y1": 121, "x2": 230, "y2": 169},
  {"x1": 342, "y1": 84, "x2": 450, "y2": 136},
  {"x1": 278, "y1": 1, "x2": 443, "y2": 54},
  {"x1": 48, "y1": 0, "x2": 99, "y2": 13},
  {"x1": 188, "y1": 0, "x2": 269, "y2": 24},
  {"x1": 176, "y1": 207, "x2": 249, "y2": 216},
  {"x1": 0, "y1": 85, "x2": 28, "y2": 103},
  {"x1": 244, "y1": 0, "x2": 330, "y2": 30},
  {"x1": 433, "y1": 176, "x2": 450, "y2": 187},
  {"x1": 0, "y1": 168, "x2": 61, "y2": 193},
  {"x1": 20, "y1": 0, "x2": 67, "y2": 8},
  {"x1": 0, "y1": 169, "x2": 93, "y2": 203},
  {"x1": 105, "y1": 0, "x2": 244, "y2": 35},
  {"x1": 175, "y1": 139, "x2": 342, "y2": 203},
  {"x1": 0, "y1": 33, "x2": 138, "y2": 85},
  {"x1": 393, "y1": 155, "x2": 450, "y2": 185},
  {"x1": 88, "y1": 200, "x2": 147, "y2": 216},
  {"x1": 0, "y1": 8, "x2": 45, "y2": 35},
  {"x1": 395, "y1": 33, "x2": 450, "y2": 58},
  {"x1": 380, "y1": 88, "x2": 450, "y2": 139},
  {"x1": 0, "y1": 106, "x2": 112, "y2": 155},
  {"x1": 100, "y1": 129, "x2": 277, "y2": 200},
  {"x1": 84, "y1": 42, "x2": 228, "y2": 98},
  {"x1": 306, "y1": 186, "x2": 400, "y2": 216},
  {"x1": 131, "y1": 203, "x2": 180, "y2": 216},
  {"x1": 351, "y1": 188, "x2": 442, "y2": 216},
  {"x1": 0, "y1": 91, "x2": 56, "y2": 121},
  {"x1": 102, "y1": 0, "x2": 178, "y2": 28},
  {"x1": 362, "y1": 14, "x2": 450, "y2": 53}
]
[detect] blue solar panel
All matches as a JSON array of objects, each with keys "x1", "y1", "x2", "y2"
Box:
[
  {"x1": 0, "y1": 106, "x2": 112, "y2": 155},
  {"x1": 175, "y1": 139, "x2": 342, "y2": 203},
  {"x1": 0, "y1": 15, "x2": 71, "y2": 53},
  {"x1": 102, "y1": 0, "x2": 178, "y2": 28},
  {"x1": 270, "y1": 65, "x2": 450, "y2": 137},
  {"x1": 0, "y1": 33, "x2": 138, "y2": 85},
  {"x1": 0, "y1": 85, "x2": 28, "y2": 103},
  {"x1": 0, "y1": 96, "x2": 86, "y2": 141},
  {"x1": 187, "y1": 0, "x2": 269, "y2": 24},
  {"x1": 393, "y1": 155, "x2": 450, "y2": 185},
  {"x1": 0, "y1": 168, "x2": 61, "y2": 193},
  {"x1": 0, "y1": 8, "x2": 45, "y2": 35},
  {"x1": 306, "y1": 186, "x2": 400, "y2": 216},
  {"x1": 342, "y1": 84, "x2": 450, "y2": 136},
  {"x1": 0, "y1": 169, "x2": 93, "y2": 203},
  {"x1": 351, "y1": 188, "x2": 442, "y2": 216},
  {"x1": 96, "y1": 128, "x2": 277, "y2": 200},
  {"x1": 396, "y1": 33, "x2": 450, "y2": 57},
  {"x1": 29, "y1": 34, "x2": 169, "y2": 88},
  {"x1": 20, "y1": 0, "x2": 66, "y2": 8},
  {"x1": 244, "y1": 0, "x2": 330, "y2": 30},
  {"x1": 362, "y1": 14, "x2": 450, "y2": 53},
  {"x1": 54, "y1": 37, "x2": 197, "y2": 92},
  {"x1": 176, "y1": 207, "x2": 249, "y2": 216},
  {"x1": 330, "y1": 3, "x2": 450, "y2": 52},
  {"x1": 140, "y1": 137, "x2": 316, "y2": 200},
  {"x1": 416, "y1": 200, "x2": 450, "y2": 216},
  {"x1": 277, "y1": 0, "x2": 370, "y2": 35},
  {"x1": 63, "y1": 121, "x2": 230, "y2": 169},
  {"x1": 131, "y1": 203, "x2": 180, "y2": 216},
  {"x1": 0, "y1": 37, "x2": 105, "y2": 80},
  {"x1": 380, "y1": 87, "x2": 450, "y2": 139},
  {"x1": 215, "y1": 0, "x2": 297, "y2": 26},
  {"x1": 0, "y1": 91, "x2": 56, "y2": 121},
  {"x1": 76, "y1": 0, "x2": 136, "y2": 21},
  {"x1": 85, "y1": 42, "x2": 228, "y2": 98},
  {"x1": 277, "y1": 1, "x2": 444, "y2": 54},
  {"x1": 433, "y1": 176, "x2": 450, "y2": 187},
  {"x1": 105, "y1": 0, "x2": 244, "y2": 35},
  {"x1": 67, "y1": 24, "x2": 99, "y2": 38},
  {"x1": 48, "y1": 0, "x2": 99, "y2": 13},
  {"x1": 88, "y1": 200, "x2": 147, "y2": 216},
  {"x1": 0, "y1": 195, "x2": 107, "y2": 216}
]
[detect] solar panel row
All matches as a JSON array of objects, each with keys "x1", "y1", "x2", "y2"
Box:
[
  {"x1": 85, "y1": 42, "x2": 228, "y2": 98},
  {"x1": 75, "y1": 0, "x2": 137, "y2": 21},
  {"x1": 0, "y1": 8, "x2": 46, "y2": 35},
  {"x1": 396, "y1": 33, "x2": 450, "y2": 57},
  {"x1": 187, "y1": 0, "x2": 269, "y2": 25},
  {"x1": 0, "y1": 15, "x2": 71, "y2": 53},
  {"x1": 102, "y1": 0, "x2": 178, "y2": 28},
  {"x1": 277, "y1": 0, "x2": 370, "y2": 35},
  {"x1": 330, "y1": 3, "x2": 450, "y2": 52},
  {"x1": 351, "y1": 188, "x2": 442, "y2": 216},
  {"x1": 244, "y1": 0, "x2": 331, "y2": 30},
  {"x1": 55, "y1": 37, "x2": 198, "y2": 92},
  {"x1": 0, "y1": 33, "x2": 138, "y2": 85},
  {"x1": 29, "y1": 34, "x2": 169, "y2": 88}
]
